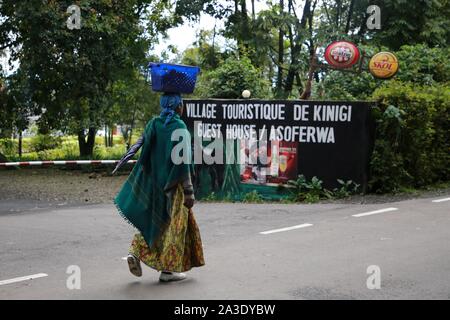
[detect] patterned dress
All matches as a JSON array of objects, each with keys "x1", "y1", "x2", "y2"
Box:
[{"x1": 129, "y1": 185, "x2": 205, "y2": 273}]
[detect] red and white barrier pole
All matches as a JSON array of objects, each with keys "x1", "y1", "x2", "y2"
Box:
[{"x1": 0, "y1": 160, "x2": 137, "y2": 167}]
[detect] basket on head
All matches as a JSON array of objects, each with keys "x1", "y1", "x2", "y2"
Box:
[{"x1": 148, "y1": 63, "x2": 200, "y2": 94}]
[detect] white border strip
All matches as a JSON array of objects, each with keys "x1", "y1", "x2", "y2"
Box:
[
  {"x1": 260, "y1": 224, "x2": 313, "y2": 235},
  {"x1": 432, "y1": 198, "x2": 450, "y2": 203},
  {"x1": 0, "y1": 160, "x2": 138, "y2": 167},
  {"x1": 352, "y1": 208, "x2": 398, "y2": 218},
  {"x1": 0, "y1": 273, "x2": 48, "y2": 286}
]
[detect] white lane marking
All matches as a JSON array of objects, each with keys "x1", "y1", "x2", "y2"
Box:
[
  {"x1": 0, "y1": 273, "x2": 48, "y2": 286},
  {"x1": 432, "y1": 198, "x2": 450, "y2": 203},
  {"x1": 352, "y1": 208, "x2": 399, "y2": 218},
  {"x1": 260, "y1": 224, "x2": 313, "y2": 235}
]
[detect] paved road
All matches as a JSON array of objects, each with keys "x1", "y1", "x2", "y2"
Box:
[{"x1": 0, "y1": 196, "x2": 449, "y2": 300}]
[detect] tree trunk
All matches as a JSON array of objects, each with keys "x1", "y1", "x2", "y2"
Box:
[
  {"x1": 126, "y1": 104, "x2": 138, "y2": 150},
  {"x1": 357, "y1": 11, "x2": 369, "y2": 41},
  {"x1": 127, "y1": 128, "x2": 133, "y2": 151},
  {"x1": 109, "y1": 128, "x2": 113, "y2": 147},
  {"x1": 234, "y1": 0, "x2": 241, "y2": 51},
  {"x1": 295, "y1": 73, "x2": 303, "y2": 97},
  {"x1": 283, "y1": 0, "x2": 311, "y2": 96},
  {"x1": 276, "y1": 0, "x2": 285, "y2": 95},
  {"x1": 0, "y1": 151, "x2": 16, "y2": 170},
  {"x1": 104, "y1": 125, "x2": 108, "y2": 147},
  {"x1": 345, "y1": 0, "x2": 356, "y2": 34},
  {"x1": 336, "y1": 0, "x2": 342, "y2": 27},
  {"x1": 300, "y1": 4, "x2": 317, "y2": 100},
  {"x1": 121, "y1": 126, "x2": 130, "y2": 150},
  {"x1": 78, "y1": 128, "x2": 97, "y2": 158},
  {"x1": 251, "y1": 0, "x2": 256, "y2": 20},
  {"x1": 240, "y1": 0, "x2": 250, "y2": 52},
  {"x1": 104, "y1": 126, "x2": 114, "y2": 148},
  {"x1": 18, "y1": 131, "x2": 23, "y2": 159},
  {"x1": 0, "y1": 152, "x2": 8, "y2": 162},
  {"x1": 300, "y1": 63, "x2": 315, "y2": 100}
]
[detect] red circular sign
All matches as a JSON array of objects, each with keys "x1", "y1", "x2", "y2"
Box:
[{"x1": 325, "y1": 41, "x2": 360, "y2": 69}]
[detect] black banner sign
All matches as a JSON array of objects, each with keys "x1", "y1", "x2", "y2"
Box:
[{"x1": 182, "y1": 99, "x2": 374, "y2": 197}]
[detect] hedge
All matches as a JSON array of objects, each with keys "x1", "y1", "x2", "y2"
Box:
[{"x1": 370, "y1": 81, "x2": 449, "y2": 193}]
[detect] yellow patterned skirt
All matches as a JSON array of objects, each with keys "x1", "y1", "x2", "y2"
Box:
[{"x1": 129, "y1": 185, "x2": 205, "y2": 273}]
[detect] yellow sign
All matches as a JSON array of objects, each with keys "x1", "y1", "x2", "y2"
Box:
[{"x1": 369, "y1": 52, "x2": 399, "y2": 79}]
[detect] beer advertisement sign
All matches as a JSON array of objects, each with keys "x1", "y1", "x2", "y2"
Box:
[
  {"x1": 369, "y1": 52, "x2": 399, "y2": 79},
  {"x1": 325, "y1": 41, "x2": 361, "y2": 69}
]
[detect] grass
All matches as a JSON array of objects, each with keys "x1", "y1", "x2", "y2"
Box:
[
  {"x1": 395, "y1": 181, "x2": 450, "y2": 194},
  {"x1": 1, "y1": 134, "x2": 143, "y2": 162}
]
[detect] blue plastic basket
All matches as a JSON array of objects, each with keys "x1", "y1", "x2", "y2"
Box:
[{"x1": 149, "y1": 63, "x2": 200, "y2": 94}]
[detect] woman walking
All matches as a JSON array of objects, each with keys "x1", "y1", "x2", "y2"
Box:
[{"x1": 114, "y1": 93, "x2": 205, "y2": 282}]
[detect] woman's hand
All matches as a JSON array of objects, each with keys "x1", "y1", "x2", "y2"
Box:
[{"x1": 184, "y1": 198, "x2": 195, "y2": 209}]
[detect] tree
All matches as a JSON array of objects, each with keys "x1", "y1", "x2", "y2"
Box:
[
  {"x1": 178, "y1": 0, "x2": 450, "y2": 101},
  {"x1": 0, "y1": 0, "x2": 196, "y2": 157},
  {"x1": 369, "y1": 0, "x2": 450, "y2": 50},
  {"x1": 5, "y1": 69, "x2": 35, "y2": 157},
  {"x1": 195, "y1": 56, "x2": 271, "y2": 99},
  {"x1": 181, "y1": 30, "x2": 224, "y2": 71},
  {"x1": 110, "y1": 72, "x2": 160, "y2": 149}
]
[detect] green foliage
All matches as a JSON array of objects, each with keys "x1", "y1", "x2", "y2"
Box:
[
  {"x1": 203, "y1": 192, "x2": 219, "y2": 203},
  {"x1": 320, "y1": 69, "x2": 381, "y2": 101},
  {"x1": 0, "y1": 139, "x2": 18, "y2": 158},
  {"x1": 286, "y1": 175, "x2": 362, "y2": 202},
  {"x1": 36, "y1": 145, "x2": 78, "y2": 162},
  {"x1": 195, "y1": 56, "x2": 271, "y2": 99},
  {"x1": 30, "y1": 135, "x2": 63, "y2": 153},
  {"x1": 287, "y1": 175, "x2": 333, "y2": 203},
  {"x1": 333, "y1": 180, "x2": 361, "y2": 199},
  {"x1": 222, "y1": 192, "x2": 234, "y2": 203},
  {"x1": 371, "y1": 0, "x2": 450, "y2": 50},
  {"x1": 93, "y1": 144, "x2": 128, "y2": 161},
  {"x1": 396, "y1": 45, "x2": 450, "y2": 85},
  {"x1": 6, "y1": 135, "x2": 132, "y2": 162},
  {"x1": 199, "y1": 191, "x2": 235, "y2": 203},
  {"x1": 109, "y1": 73, "x2": 160, "y2": 148},
  {"x1": 370, "y1": 81, "x2": 450, "y2": 193},
  {"x1": 181, "y1": 30, "x2": 225, "y2": 71},
  {"x1": 242, "y1": 190, "x2": 264, "y2": 204},
  {"x1": 0, "y1": 69, "x2": 33, "y2": 138}
]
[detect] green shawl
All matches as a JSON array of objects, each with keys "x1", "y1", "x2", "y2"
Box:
[{"x1": 114, "y1": 114, "x2": 192, "y2": 248}]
